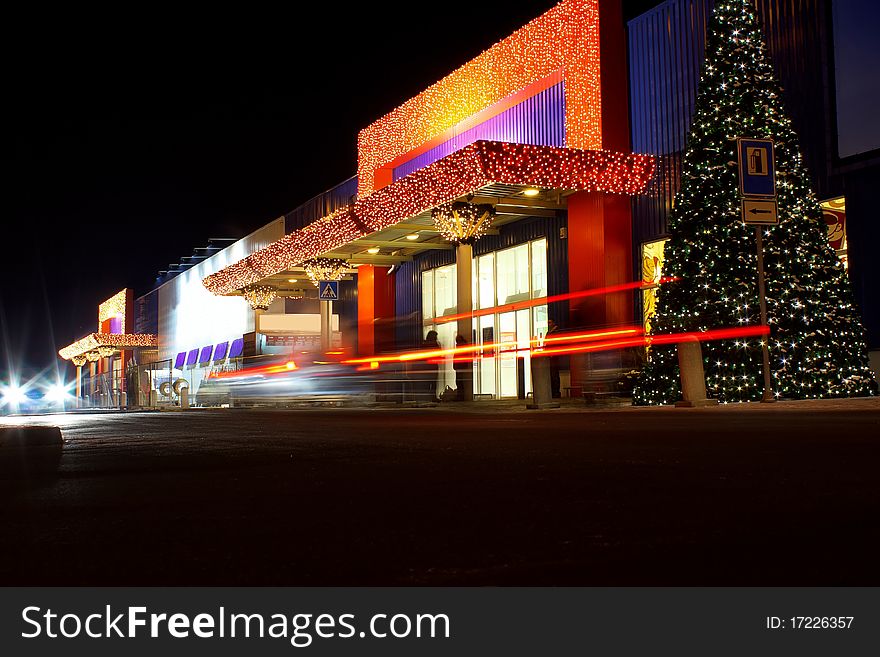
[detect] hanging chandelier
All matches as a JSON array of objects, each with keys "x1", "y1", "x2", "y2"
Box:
[
  {"x1": 431, "y1": 200, "x2": 496, "y2": 244},
  {"x1": 241, "y1": 284, "x2": 278, "y2": 311},
  {"x1": 71, "y1": 354, "x2": 87, "y2": 367},
  {"x1": 302, "y1": 258, "x2": 348, "y2": 287}
]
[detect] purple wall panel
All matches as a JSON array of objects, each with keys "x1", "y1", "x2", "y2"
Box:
[{"x1": 393, "y1": 81, "x2": 566, "y2": 180}]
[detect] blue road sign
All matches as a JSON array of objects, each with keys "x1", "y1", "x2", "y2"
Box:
[
  {"x1": 737, "y1": 138, "x2": 776, "y2": 197},
  {"x1": 319, "y1": 281, "x2": 339, "y2": 301}
]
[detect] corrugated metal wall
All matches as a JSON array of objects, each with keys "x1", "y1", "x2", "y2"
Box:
[
  {"x1": 628, "y1": 0, "x2": 836, "y2": 249},
  {"x1": 284, "y1": 176, "x2": 358, "y2": 233},
  {"x1": 628, "y1": 0, "x2": 712, "y2": 246},
  {"x1": 393, "y1": 82, "x2": 567, "y2": 181},
  {"x1": 394, "y1": 214, "x2": 569, "y2": 349},
  {"x1": 336, "y1": 278, "x2": 359, "y2": 353}
]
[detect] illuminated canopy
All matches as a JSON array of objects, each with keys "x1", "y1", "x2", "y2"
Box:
[
  {"x1": 357, "y1": 0, "x2": 602, "y2": 196},
  {"x1": 58, "y1": 333, "x2": 158, "y2": 361},
  {"x1": 202, "y1": 140, "x2": 655, "y2": 296}
]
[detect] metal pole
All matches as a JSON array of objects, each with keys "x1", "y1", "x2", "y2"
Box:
[
  {"x1": 755, "y1": 226, "x2": 775, "y2": 403},
  {"x1": 320, "y1": 300, "x2": 332, "y2": 353}
]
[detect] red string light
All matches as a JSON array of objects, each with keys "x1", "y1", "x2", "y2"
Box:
[
  {"x1": 203, "y1": 140, "x2": 656, "y2": 296},
  {"x1": 356, "y1": 0, "x2": 602, "y2": 197}
]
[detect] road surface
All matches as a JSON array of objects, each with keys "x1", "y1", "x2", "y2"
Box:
[{"x1": 1, "y1": 400, "x2": 879, "y2": 585}]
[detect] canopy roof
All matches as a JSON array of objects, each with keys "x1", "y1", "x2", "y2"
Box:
[
  {"x1": 203, "y1": 140, "x2": 655, "y2": 296},
  {"x1": 58, "y1": 333, "x2": 158, "y2": 361}
]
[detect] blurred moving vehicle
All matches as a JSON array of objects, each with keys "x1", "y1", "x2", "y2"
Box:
[{"x1": 198, "y1": 351, "x2": 378, "y2": 406}]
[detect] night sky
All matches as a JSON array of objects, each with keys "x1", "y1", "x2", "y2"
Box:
[{"x1": 0, "y1": 0, "x2": 855, "y2": 382}]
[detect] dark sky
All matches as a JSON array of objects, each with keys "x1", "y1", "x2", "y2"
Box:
[{"x1": 0, "y1": 0, "x2": 671, "y2": 380}]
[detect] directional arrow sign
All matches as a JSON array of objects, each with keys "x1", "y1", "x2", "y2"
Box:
[
  {"x1": 319, "y1": 281, "x2": 339, "y2": 301},
  {"x1": 741, "y1": 199, "x2": 778, "y2": 225}
]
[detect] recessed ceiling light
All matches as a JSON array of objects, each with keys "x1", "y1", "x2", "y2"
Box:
[
  {"x1": 405, "y1": 233, "x2": 419, "y2": 240},
  {"x1": 367, "y1": 247, "x2": 380, "y2": 254},
  {"x1": 523, "y1": 188, "x2": 540, "y2": 197},
  {"x1": 287, "y1": 278, "x2": 298, "y2": 283}
]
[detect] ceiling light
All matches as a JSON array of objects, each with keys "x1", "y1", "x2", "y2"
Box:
[
  {"x1": 523, "y1": 188, "x2": 540, "y2": 197},
  {"x1": 366, "y1": 247, "x2": 380, "y2": 254},
  {"x1": 287, "y1": 278, "x2": 298, "y2": 283},
  {"x1": 405, "y1": 233, "x2": 419, "y2": 240}
]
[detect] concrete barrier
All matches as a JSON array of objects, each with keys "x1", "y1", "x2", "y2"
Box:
[
  {"x1": 675, "y1": 340, "x2": 718, "y2": 408},
  {"x1": 0, "y1": 426, "x2": 63, "y2": 480},
  {"x1": 527, "y1": 356, "x2": 561, "y2": 410}
]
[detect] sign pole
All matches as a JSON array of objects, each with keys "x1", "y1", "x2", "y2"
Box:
[{"x1": 754, "y1": 226, "x2": 775, "y2": 403}]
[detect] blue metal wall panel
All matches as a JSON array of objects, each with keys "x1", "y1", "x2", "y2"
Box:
[
  {"x1": 392, "y1": 82, "x2": 566, "y2": 181},
  {"x1": 336, "y1": 278, "x2": 358, "y2": 352},
  {"x1": 628, "y1": 0, "x2": 836, "y2": 250},
  {"x1": 394, "y1": 214, "x2": 569, "y2": 349},
  {"x1": 284, "y1": 176, "x2": 358, "y2": 233}
]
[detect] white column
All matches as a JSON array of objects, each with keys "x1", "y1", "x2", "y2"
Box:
[
  {"x1": 456, "y1": 242, "x2": 474, "y2": 401},
  {"x1": 456, "y1": 243, "x2": 473, "y2": 343}
]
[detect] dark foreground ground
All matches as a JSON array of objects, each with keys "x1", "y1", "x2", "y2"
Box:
[{"x1": 1, "y1": 399, "x2": 879, "y2": 585}]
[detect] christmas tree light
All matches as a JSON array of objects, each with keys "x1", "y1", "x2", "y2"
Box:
[{"x1": 634, "y1": 0, "x2": 876, "y2": 404}]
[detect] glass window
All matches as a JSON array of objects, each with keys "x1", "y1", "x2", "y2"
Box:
[
  {"x1": 476, "y1": 314, "x2": 496, "y2": 397},
  {"x1": 421, "y1": 270, "x2": 434, "y2": 321},
  {"x1": 477, "y1": 253, "x2": 495, "y2": 309},
  {"x1": 498, "y1": 312, "x2": 518, "y2": 398},
  {"x1": 531, "y1": 239, "x2": 547, "y2": 299},
  {"x1": 434, "y1": 265, "x2": 457, "y2": 318},
  {"x1": 533, "y1": 305, "x2": 549, "y2": 344},
  {"x1": 497, "y1": 244, "x2": 530, "y2": 304}
]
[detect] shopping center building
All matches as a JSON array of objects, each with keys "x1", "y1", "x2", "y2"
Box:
[{"x1": 58, "y1": 0, "x2": 880, "y2": 406}]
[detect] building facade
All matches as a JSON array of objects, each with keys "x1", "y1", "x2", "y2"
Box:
[{"x1": 59, "y1": 0, "x2": 880, "y2": 405}]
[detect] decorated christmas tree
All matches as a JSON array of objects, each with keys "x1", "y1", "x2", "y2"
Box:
[{"x1": 634, "y1": 0, "x2": 875, "y2": 405}]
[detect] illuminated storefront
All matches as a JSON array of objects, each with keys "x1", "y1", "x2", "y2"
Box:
[
  {"x1": 57, "y1": 289, "x2": 158, "y2": 408},
  {"x1": 57, "y1": 0, "x2": 880, "y2": 402}
]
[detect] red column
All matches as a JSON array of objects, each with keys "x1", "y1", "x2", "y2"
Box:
[
  {"x1": 357, "y1": 265, "x2": 396, "y2": 356},
  {"x1": 566, "y1": 0, "x2": 634, "y2": 392}
]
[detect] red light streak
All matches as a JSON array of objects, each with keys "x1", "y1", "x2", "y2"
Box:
[
  {"x1": 343, "y1": 327, "x2": 643, "y2": 365},
  {"x1": 344, "y1": 324, "x2": 770, "y2": 366},
  {"x1": 433, "y1": 277, "x2": 677, "y2": 325}
]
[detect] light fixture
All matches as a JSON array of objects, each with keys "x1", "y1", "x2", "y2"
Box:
[
  {"x1": 0, "y1": 384, "x2": 28, "y2": 407},
  {"x1": 241, "y1": 284, "x2": 278, "y2": 311},
  {"x1": 85, "y1": 351, "x2": 100, "y2": 362},
  {"x1": 97, "y1": 346, "x2": 114, "y2": 358},
  {"x1": 523, "y1": 187, "x2": 541, "y2": 197},
  {"x1": 45, "y1": 382, "x2": 71, "y2": 404},
  {"x1": 303, "y1": 258, "x2": 348, "y2": 286},
  {"x1": 287, "y1": 278, "x2": 298, "y2": 283},
  {"x1": 71, "y1": 355, "x2": 87, "y2": 367},
  {"x1": 431, "y1": 200, "x2": 496, "y2": 244},
  {"x1": 405, "y1": 233, "x2": 419, "y2": 240},
  {"x1": 366, "y1": 247, "x2": 380, "y2": 254}
]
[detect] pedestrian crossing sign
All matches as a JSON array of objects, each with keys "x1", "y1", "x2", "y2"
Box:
[{"x1": 319, "y1": 281, "x2": 339, "y2": 301}]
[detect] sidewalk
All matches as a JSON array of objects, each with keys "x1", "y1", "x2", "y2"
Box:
[{"x1": 366, "y1": 394, "x2": 880, "y2": 414}]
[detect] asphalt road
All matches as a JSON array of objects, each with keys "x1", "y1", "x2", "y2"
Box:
[{"x1": 1, "y1": 400, "x2": 879, "y2": 585}]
